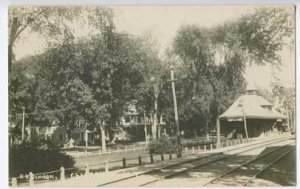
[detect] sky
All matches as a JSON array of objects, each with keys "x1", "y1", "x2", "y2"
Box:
[{"x1": 13, "y1": 5, "x2": 295, "y2": 90}]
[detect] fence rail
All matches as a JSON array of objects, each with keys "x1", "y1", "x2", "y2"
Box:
[{"x1": 63, "y1": 143, "x2": 149, "y2": 158}]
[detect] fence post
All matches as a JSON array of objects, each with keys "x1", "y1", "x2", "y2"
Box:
[
  {"x1": 60, "y1": 167, "x2": 65, "y2": 180},
  {"x1": 105, "y1": 160, "x2": 109, "y2": 172},
  {"x1": 185, "y1": 147, "x2": 188, "y2": 154},
  {"x1": 138, "y1": 156, "x2": 142, "y2": 165},
  {"x1": 226, "y1": 140, "x2": 229, "y2": 147},
  {"x1": 140, "y1": 144, "x2": 142, "y2": 150},
  {"x1": 29, "y1": 172, "x2": 34, "y2": 186},
  {"x1": 11, "y1": 178, "x2": 17, "y2": 187},
  {"x1": 192, "y1": 146, "x2": 195, "y2": 153},
  {"x1": 204, "y1": 145, "x2": 207, "y2": 151},
  {"x1": 85, "y1": 164, "x2": 89, "y2": 175},
  {"x1": 169, "y1": 153, "x2": 172, "y2": 160},
  {"x1": 210, "y1": 143, "x2": 213, "y2": 150},
  {"x1": 150, "y1": 152, "x2": 154, "y2": 163},
  {"x1": 122, "y1": 158, "x2": 126, "y2": 168},
  {"x1": 161, "y1": 153, "x2": 164, "y2": 161}
]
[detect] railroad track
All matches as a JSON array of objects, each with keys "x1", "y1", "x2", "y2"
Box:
[
  {"x1": 202, "y1": 141, "x2": 295, "y2": 186},
  {"x1": 98, "y1": 136, "x2": 294, "y2": 187},
  {"x1": 244, "y1": 148, "x2": 295, "y2": 186}
]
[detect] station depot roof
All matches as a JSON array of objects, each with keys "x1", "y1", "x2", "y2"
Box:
[{"x1": 219, "y1": 92, "x2": 287, "y2": 121}]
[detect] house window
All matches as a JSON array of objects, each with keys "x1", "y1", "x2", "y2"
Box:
[
  {"x1": 125, "y1": 117, "x2": 130, "y2": 123},
  {"x1": 59, "y1": 134, "x2": 63, "y2": 141}
]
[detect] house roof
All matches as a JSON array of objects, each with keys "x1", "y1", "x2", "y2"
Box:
[{"x1": 219, "y1": 94, "x2": 287, "y2": 120}]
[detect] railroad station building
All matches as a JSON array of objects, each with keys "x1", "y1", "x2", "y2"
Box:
[{"x1": 216, "y1": 84, "x2": 287, "y2": 141}]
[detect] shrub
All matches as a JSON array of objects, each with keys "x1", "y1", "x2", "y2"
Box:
[
  {"x1": 9, "y1": 141, "x2": 74, "y2": 178},
  {"x1": 148, "y1": 136, "x2": 177, "y2": 154}
]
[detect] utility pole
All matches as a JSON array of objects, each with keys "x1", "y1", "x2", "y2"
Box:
[
  {"x1": 22, "y1": 107, "x2": 25, "y2": 140},
  {"x1": 170, "y1": 67, "x2": 182, "y2": 158}
]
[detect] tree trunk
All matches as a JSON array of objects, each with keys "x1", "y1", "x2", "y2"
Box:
[
  {"x1": 157, "y1": 115, "x2": 162, "y2": 138},
  {"x1": 100, "y1": 125, "x2": 106, "y2": 152},
  {"x1": 8, "y1": 17, "x2": 20, "y2": 73},
  {"x1": 152, "y1": 97, "x2": 158, "y2": 140},
  {"x1": 8, "y1": 43, "x2": 13, "y2": 73},
  {"x1": 205, "y1": 119, "x2": 210, "y2": 140},
  {"x1": 144, "y1": 112, "x2": 148, "y2": 142}
]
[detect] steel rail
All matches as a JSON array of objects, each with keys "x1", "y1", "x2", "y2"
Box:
[
  {"x1": 243, "y1": 148, "x2": 295, "y2": 186},
  {"x1": 202, "y1": 141, "x2": 294, "y2": 186}
]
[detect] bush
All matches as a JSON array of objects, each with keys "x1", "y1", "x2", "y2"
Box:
[
  {"x1": 148, "y1": 136, "x2": 177, "y2": 154},
  {"x1": 9, "y1": 141, "x2": 74, "y2": 178}
]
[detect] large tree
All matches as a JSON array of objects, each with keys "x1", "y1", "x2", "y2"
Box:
[{"x1": 170, "y1": 7, "x2": 293, "y2": 138}]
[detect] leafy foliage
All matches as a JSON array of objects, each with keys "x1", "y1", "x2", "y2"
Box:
[
  {"x1": 167, "y1": 7, "x2": 293, "y2": 137},
  {"x1": 170, "y1": 24, "x2": 246, "y2": 137},
  {"x1": 9, "y1": 8, "x2": 162, "y2": 142},
  {"x1": 9, "y1": 139, "x2": 74, "y2": 177},
  {"x1": 148, "y1": 136, "x2": 177, "y2": 154},
  {"x1": 9, "y1": 7, "x2": 294, "y2": 142},
  {"x1": 211, "y1": 7, "x2": 294, "y2": 65}
]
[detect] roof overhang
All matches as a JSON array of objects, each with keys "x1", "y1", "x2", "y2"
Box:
[{"x1": 219, "y1": 115, "x2": 287, "y2": 120}]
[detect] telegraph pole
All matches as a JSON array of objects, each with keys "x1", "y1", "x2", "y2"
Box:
[
  {"x1": 21, "y1": 107, "x2": 25, "y2": 140},
  {"x1": 170, "y1": 67, "x2": 182, "y2": 158}
]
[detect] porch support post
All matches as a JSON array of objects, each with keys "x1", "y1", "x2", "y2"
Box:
[
  {"x1": 243, "y1": 116, "x2": 249, "y2": 139},
  {"x1": 216, "y1": 118, "x2": 221, "y2": 149}
]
